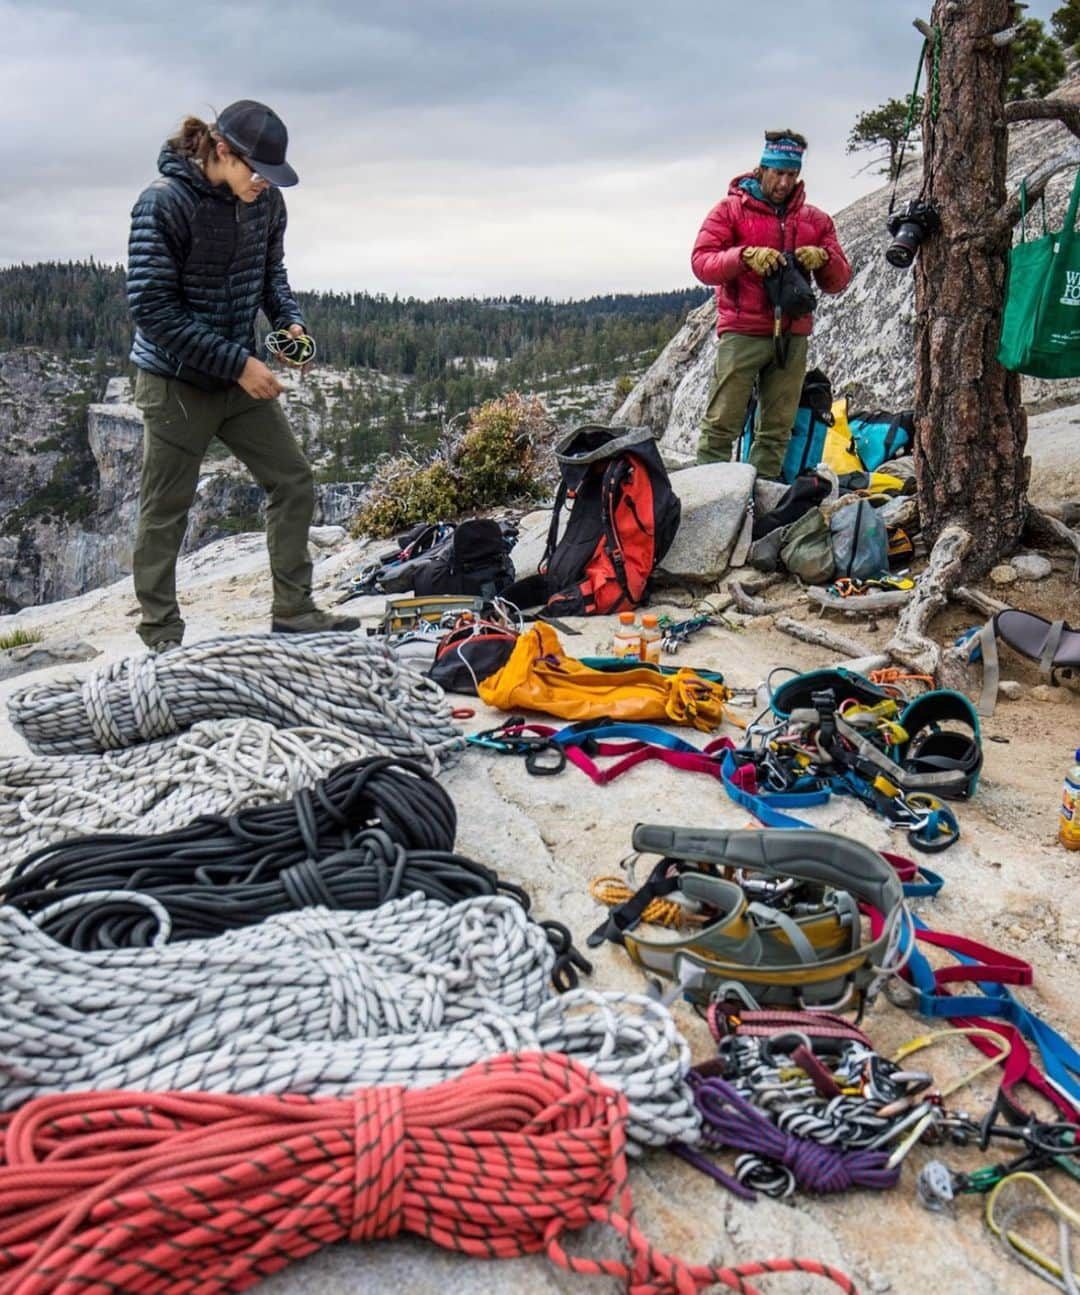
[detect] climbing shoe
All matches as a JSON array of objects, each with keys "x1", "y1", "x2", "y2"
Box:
[{"x1": 271, "y1": 608, "x2": 361, "y2": 634}]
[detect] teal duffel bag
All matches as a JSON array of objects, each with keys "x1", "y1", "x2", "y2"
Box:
[
  {"x1": 846, "y1": 409, "x2": 914, "y2": 470},
  {"x1": 998, "y1": 170, "x2": 1080, "y2": 378}
]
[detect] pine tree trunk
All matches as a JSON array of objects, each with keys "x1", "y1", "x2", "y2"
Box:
[{"x1": 913, "y1": 0, "x2": 1029, "y2": 576}]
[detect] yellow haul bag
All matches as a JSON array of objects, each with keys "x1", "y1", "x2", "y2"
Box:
[
  {"x1": 476, "y1": 622, "x2": 730, "y2": 730},
  {"x1": 821, "y1": 398, "x2": 866, "y2": 475}
]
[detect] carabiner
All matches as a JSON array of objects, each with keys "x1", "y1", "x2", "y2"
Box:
[
  {"x1": 525, "y1": 742, "x2": 568, "y2": 776},
  {"x1": 904, "y1": 794, "x2": 961, "y2": 854}
]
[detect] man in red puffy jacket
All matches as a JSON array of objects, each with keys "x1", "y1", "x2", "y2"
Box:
[{"x1": 691, "y1": 130, "x2": 851, "y2": 479}]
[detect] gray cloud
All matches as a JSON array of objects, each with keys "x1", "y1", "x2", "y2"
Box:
[{"x1": 0, "y1": 0, "x2": 1063, "y2": 296}]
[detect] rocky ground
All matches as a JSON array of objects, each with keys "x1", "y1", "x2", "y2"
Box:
[{"x1": 1, "y1": 456, "x2": 1078, "y2": 1293}]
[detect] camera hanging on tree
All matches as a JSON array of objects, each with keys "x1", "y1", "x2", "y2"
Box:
[{"x1": 885, "y1": 200, "x2": 940, "y2": 269}]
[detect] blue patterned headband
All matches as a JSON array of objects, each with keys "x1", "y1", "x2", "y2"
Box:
[{"x1": 761, "y1": 135, "x2": 805, "y2": 171}]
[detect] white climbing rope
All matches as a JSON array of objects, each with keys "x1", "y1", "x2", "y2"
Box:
[
  {"x1": 0, "y1": 718, "x2": 428, "y2": 870},
  {"x1": 8, "y1": 633, "x2": 462, "y2": 762},
  {"x1": 0, "y1": 891, "x2": 552, "y2": 1062},
  {"x1": 0, "y1": 896, "x2": 697, "y2": 1149}
]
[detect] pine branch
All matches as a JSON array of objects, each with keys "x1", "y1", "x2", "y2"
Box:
[
  {"x1": 989, "y1": 147, "x2": 1080, "y2": 236},
  {"x1": 1004, "y1": 97, "x2": 1080, "y2": 136}
]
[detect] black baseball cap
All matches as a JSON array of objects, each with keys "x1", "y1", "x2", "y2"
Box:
[{"x1": 215, "y1": 100, "x2": 298, "y2": 187}]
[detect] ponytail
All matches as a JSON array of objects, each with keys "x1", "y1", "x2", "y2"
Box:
[{"x1": 167, "y1": 115, "x2": 216, "y2": 165}]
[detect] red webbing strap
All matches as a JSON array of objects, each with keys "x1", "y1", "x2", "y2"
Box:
[
  {"x1": 864, "y1": 905, "x2": 1076, "y2": 1121},
  {"x1": 706, "y1": 1006, "x2": 874, "y2": 1048},
  {"x1": 564, "y1": 737, "x2": 735, "y2": 786}
]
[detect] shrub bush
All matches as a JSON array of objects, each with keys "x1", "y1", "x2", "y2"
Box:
[{"x1": 351, "y1": 393, "x2": 557, "y2": 538}]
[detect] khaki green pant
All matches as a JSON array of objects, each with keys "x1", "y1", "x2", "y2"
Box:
[
  {"x1": 132, "y1": 371, "x2": 315, "y2": 647},
  {"x1": 697, "y1": 332, "x2": 809, "y2": 480}
]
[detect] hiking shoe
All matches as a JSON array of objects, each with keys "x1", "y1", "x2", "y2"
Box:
[{"x1": 271, "y1": 609, "x2": 361, "y2": 634}]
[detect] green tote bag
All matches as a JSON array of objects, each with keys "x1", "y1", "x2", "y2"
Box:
[{"x1": 998, "y1": 169, "x2": 1080, "y2": 378}]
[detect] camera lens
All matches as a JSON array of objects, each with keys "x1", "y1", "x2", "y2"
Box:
[{"x1": 885, "y1": 226, "x2": 921, "y2": 269}]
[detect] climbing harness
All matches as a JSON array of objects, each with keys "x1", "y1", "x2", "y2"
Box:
[
  {"x1": 587, "y1": 826, "x2": 910, "y2": 1016},
  {"x1": 719, "y1": 667, "x2": 982, "y2": 851},
  {"x1": 0, "y1": 1053, "x2": 857, "y2": 1295},
  {"x1": 964, "y1": 608, "x2": 1080, "y2": 716},
  {"x1": 8, "y1": 633, "x2": 462, "y2": 762},
  {"x1": 265, "y1": 327, "x2": 316, "y2": 366}
]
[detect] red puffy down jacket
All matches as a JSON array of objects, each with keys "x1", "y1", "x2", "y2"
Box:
[{"x1": 691, "y1": 173, "x2": 852, "y2": 337}]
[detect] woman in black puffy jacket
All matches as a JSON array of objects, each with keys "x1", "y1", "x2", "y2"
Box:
[{"x1": 126, "y1": 100, "x2": 358, "y2": 650}]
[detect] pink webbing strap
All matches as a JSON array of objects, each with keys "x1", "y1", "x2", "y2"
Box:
[{"x1": 864, "y1": 904, "x2": 1076, "y2": 1121}]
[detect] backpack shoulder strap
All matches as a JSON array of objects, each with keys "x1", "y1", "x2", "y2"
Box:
[{"x1": 541, "y1": 478, "x2": 570, "y2": 571}]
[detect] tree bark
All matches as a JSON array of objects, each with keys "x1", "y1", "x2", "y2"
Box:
[{"x1": 913, "y1": 1, "x2": 1030, "y2": 577}]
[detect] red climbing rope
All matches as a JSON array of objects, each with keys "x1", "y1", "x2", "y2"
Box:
[{"x1": 0, "y1": 1052, "x2": 856, "y2": 1295}]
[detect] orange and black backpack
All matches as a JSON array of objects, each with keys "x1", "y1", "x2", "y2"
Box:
[{"x1": 505, "y1": 424, "x2": 681, "y2": 617}]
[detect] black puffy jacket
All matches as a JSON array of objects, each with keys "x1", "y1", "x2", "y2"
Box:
[{"x1": 127, "y1": 146, "x2": 305, "y2": 389}]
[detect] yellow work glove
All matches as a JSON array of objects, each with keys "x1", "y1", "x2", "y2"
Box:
[
  {"x1": 795, "y1": 245, "x2": 829, "y2": 272},
  {"x1": 741, "y1": 246, "x2": 783, "y2": 276}
]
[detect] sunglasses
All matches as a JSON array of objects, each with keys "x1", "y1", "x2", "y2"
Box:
[{"x1": 234, "y1": 153, "x2": 270, "y2": 185}]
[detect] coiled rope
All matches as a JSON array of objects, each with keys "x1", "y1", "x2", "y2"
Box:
[
  {"x1": 3, "y1": 756, "x2": 457, "y2": 934},
  {"x1": 679, "y1": 1072, "x2": 899, "y2": 1198},
  {"x1": 0, "y1": 755, "x2": 590, "y2": 984},
  {"x1": 0, "y1": 719, "x2": 426, "y2": 866},
  {"x1": 0, "y1": 921, "x2": 694, "y2": 1148},
  {"x1": 1, "y1": 892, "x2": 554, "y2": 1061},
  {"x1": 0, "y1": 1054, "x2": 857, "y2": 1295},
  {"x1": 8, "y1": 633, "x2": 461, "y2": 762}
]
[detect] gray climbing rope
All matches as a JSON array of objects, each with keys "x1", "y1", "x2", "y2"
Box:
[
  {"x1": 8, "y1": 634, "x2": 462, "y2": 762},
  {"x1": 0, "y1": 718, "x2": 432, "y2": 868},
  {"x1": 0, "y1": 892, "x2": 697, "y2": 1148}
]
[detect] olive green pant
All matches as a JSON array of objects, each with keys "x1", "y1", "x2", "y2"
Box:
[
  {"x1": 132, "y1": 371, "x2": 316, "y2": 647},
  {"x1": 697, "y1": 332, "x2": 809, "y2": 480}
]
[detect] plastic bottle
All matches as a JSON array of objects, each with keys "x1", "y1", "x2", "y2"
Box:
[
  {"x1": 639, "y1": 613, "x2": 662, "y2": 665},
  {"x1": 1060, "y1": 748, "x2": 1080, "y2": 850},
  {"x1": 612, "y1": 611, "x2": 640, "y2": 660}
]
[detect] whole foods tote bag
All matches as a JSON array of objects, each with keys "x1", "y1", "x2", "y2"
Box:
[{"x1": 998, "y1": 171, "x2": 1080, "y2": 378}]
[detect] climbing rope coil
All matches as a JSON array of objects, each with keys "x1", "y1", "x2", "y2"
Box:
[
  {"x1": 3, "y1": 756, "x2": 456, "y2": 937},
  {"x1": 0, "y1": 754, "x2": 590, "y2": 983},
  {"x1": 0, "y1": 1054, "x2": 857, "y2": 1295},
  {"x1": 0, "y1": 719, "x2": 406, "y2": 866},
  {"x1": 0, "y1": 893, "x2": 552, "y2": 1072},
  {"x1": 7, "y1": 633, "x2": 462, "y2": 762},
  {"x1": 0, "y1": 896, "x2": 695, "y2": 1148}
]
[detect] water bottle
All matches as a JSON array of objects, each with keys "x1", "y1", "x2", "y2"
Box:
[
  {"x1": 612, "y1": 611, "x2": 640, "y2": 660},
  {"x1": 1060, "y1": 748, "x2": 1080, "y2": 851},
  {"x1": 639, "y1": 613, "x2": 662, "y2": 665}
]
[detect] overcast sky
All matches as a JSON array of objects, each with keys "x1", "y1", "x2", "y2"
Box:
[{"x1": 0, "y1": 0, "x2": 1062, "y2": 299}]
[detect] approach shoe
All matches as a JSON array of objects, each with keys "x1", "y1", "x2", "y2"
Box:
[
  {"x1": 148, "y1": 639, "x2": 182, "y2": 655},
  {"x1": 271, "y1": 608, "x2": 361, "y2": 634}
]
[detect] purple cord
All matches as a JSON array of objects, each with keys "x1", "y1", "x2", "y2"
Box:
[{"x1": 684, "y1": 1072, "x2": 901, "y2": 1198}]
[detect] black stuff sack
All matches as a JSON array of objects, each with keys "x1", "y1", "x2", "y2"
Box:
[
  {"x1": 427, "y1": 624, "x2": 518, "y2": 695},
  {"x1": 413, "y1": 519, "x2": 516, "y2": 600}
]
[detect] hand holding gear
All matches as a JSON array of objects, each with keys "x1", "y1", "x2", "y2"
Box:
[
  {"x1": 266, "y1": 328, "x2": 317, "y2": 368},
  {"x1": 795, "y1": 245, "x2": 829, "y2": 272},
  {"x1": 741, "y1": 246, "x2": 784, "y2": 276}
]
